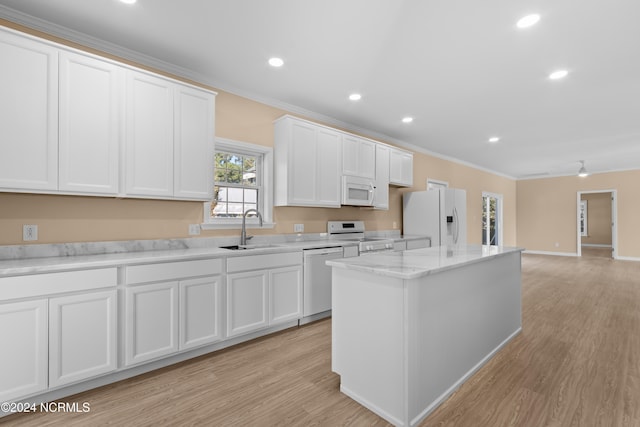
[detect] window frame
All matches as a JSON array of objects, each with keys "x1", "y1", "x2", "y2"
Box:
[{"x1": 202, "y1": 138, "x2": 274, "y2": 230}]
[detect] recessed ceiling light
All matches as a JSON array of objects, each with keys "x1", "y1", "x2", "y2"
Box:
[
  {"x1": 488, "y1": 137, "x2": 500, "y2": 143},
  {"x1": 516, "y1": 14, "x2": 540, "y2": 29},
  {"x1": 349, "y1": 93, "x2": 362, "y2": 101},
  {"x1": 268, "y1": 57, "x2": 284, "y2": 67},
  {"x1": 549, "y1": 69, "x2": 569, "y2": 80},
  {"x1": 402, "y1": 117, "x2": 413, "y2": 123},
  {"x1": 120, "y1": 0, "x2": 137, "y2": 4}
]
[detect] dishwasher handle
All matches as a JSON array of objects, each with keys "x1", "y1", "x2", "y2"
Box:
[{"x1": 303, "y1": 247, "x2": 344, "y2": 256}]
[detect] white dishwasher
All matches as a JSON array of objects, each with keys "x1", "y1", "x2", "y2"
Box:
[{"x1": 303, "y1": 246, "x2": 344, "y2": 318}]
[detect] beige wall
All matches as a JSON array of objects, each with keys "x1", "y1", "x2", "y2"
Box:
[
  {"x1": 517, "y1": 170, "x2": 640, "y2": 258},
  {"x1": 581, "y1": 193, "x2": 612, "y2": 246},
  {"x1": 0, "y1": 21, "x2": 518, "y2": 246}
]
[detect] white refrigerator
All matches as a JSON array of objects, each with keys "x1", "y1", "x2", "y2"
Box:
[{"x1": 403, "y1": 188, "x2": 467, "y2": 247}]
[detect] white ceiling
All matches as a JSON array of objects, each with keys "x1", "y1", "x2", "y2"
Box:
[{"x1": 1, "y1": 0, "x2": 639, "y2": 179}]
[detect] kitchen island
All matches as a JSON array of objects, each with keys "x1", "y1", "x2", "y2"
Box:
[{"x1": 328, "y1": 244, "x2": 523, "y2": 427}]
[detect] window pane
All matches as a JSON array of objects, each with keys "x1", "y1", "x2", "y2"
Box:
[
  {"x1": 227, "y1": 169, "x2": 242, "y2": 184},
  {"x1": 227, "y1": 203, "x2": 244, "y2": 217},
  {"x1": 214, "y1": 186, "x2": 227, "y2": 202},
  {"x1": 227, "y1": 187, "x2": 244, "y2": 203},
  {"x1": 228, "y1": 155, "x2": 242, "y2": 167},
  {"x1": 244, "y1": 203, "x2": 257, "y2": 213},
  {"x1": 212, "y1": 201, "x2": 227, "y2": 216},
  {"x1": 244, "y1": 188, "x2": 257, "y2": 203}
]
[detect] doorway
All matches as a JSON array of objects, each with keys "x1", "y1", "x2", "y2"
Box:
[
  {"x1": 577, "y1": 190, "x2": 617, "y2": 259},
  {"x1": 482, "y1": 192, "x2": 503, "y2": 246}
]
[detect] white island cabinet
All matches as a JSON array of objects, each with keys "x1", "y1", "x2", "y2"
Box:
[{"x1": 329, "y1": 245, "x2": 523, "y2": 427}]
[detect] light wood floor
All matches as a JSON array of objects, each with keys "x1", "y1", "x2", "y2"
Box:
[{"x1": 3, "y1": 253, "x2": 640, "y2": 427}]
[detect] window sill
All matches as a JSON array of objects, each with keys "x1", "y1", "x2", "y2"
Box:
[{"x1": 201, "y1": 221, "x2": 276, "y2": 231}]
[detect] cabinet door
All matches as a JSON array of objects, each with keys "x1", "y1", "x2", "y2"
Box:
[
  {"x1": 289, "y1": 120, "x2": 319, "y2": 205},
  {"x1": 179, "y1": 276, "x2": 222, "y2": 350},
  {"x1": 174, "y1": 85, "x2": 215, "y2": 200},
  {"x1": 226, "y1": 271, "x2": 269, "y2": 338},
  {"x1": 315, "y1": 127, "x2": 342, "y2": 207},
  {"x1": 0, "y1": 31, "x2": 58, "y2": 191},
  {"x1": 389, "y1": 149, "x2": 413, "y2": 186},
  {"x1": 343, "y1": 136, "x2": 375, "y2": 179},
  {"x1": 374, "y1": 144, "x2": 390, "y2": 209},
  {"x1": 59, "y1": 51, "x2": 121, "y2": 195},
  {"x1": 0, "y1": 300, "x2": 48, "y2": 401},
  {"x1": 125, "y1": 282, "x2": 179, "y2": 366},
  {"x1": 49, "y1": 290, "x2": 117, "y2": 388},
  {"x1": 269, "y1": 265, "x2": 302, "y2": 325},
  {"x1": 125, "y1": 70, "x2": 174, "y2": 197}
]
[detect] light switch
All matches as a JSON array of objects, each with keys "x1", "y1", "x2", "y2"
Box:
[{"x1": 294, "y1": 224, "x2": 304, "y2": 233}]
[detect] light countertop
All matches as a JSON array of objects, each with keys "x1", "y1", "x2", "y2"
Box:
[
  {"x1": 327, "y1": 244, "x2": 524, "y2": 280},
  {"x1": 0, "y1": 240, "x2": 359, "y2": 277},
  {"x1": 0, "y1": 234, "x2": 429, "y2": 277}
]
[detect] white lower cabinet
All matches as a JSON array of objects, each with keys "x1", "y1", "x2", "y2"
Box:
[
  {"x1": 125, "y1": 282, "x2": 179, "y2": 366},
  {"x1": 0, "y1": 300, "x2": 48, "y2": 401},
  {"x1": 269, "y1": 266, "x2": 303, "y2": 324},
  {"x1": 179, "y1": 276, "x2": 222, "y2": 350},
  {"x1": 49, "y1": 290, "x2": 117, "y2": 388},
  {"x1": 226, "y1": 271, "x2": 269, "y2": 338},
  {"x1": 124, "y1": 258, "x2": 223, "y2": 366},
  {"x1": 0, "y1": 267, "x2": 118, "y2": 402},
  {"x1": 226, "y1": 252, "x2": 303, "y2": 338}
]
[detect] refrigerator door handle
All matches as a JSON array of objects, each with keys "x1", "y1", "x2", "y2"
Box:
[{"x1": 453, "y1": 207, "x2": 459, "y2": 243}]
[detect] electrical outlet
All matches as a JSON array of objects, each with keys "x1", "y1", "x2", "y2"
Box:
[
  {"x1": 23, "y1": 224, "x2": 38, "y2": 241},
  {"x1": 554, "y1": 242, "x2": 560, "y2": 248},
  {"x1": 188, "y1": 224, "x2": 201, "y2": 235},
  {"x1": 392, "y1": 221, "x2": 397, "y2": 229},
  {"x1": 294, "y1": 224, "x2": 304, "y2": 233}
]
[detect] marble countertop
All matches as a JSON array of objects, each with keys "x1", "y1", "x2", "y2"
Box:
[
  {"x1": 0, "y1": 239, "x2": 361, "y2": 276},
  {"x1": 0, "y1": 233, "x2": 427, "y2": 277},
  {"x1": 327, "y1": 244, "x2": 523, "y2": 280}
]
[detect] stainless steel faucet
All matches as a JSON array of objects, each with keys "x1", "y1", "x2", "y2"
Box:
[{"x1": 240, "y1": 209, "x2": 263, "y2": 245}]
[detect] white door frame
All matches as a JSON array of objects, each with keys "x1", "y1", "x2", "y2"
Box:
[
  {"x1": 576, "y1": 189, "x2": 617, "y2": 258},
  {"x1": 482, "y1": 191, "x2": 503, "y2": 246}
]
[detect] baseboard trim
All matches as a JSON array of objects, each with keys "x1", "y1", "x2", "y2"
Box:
[
  {"x1": 615, "y1": 256, "x2": 640, "y2": 262},
  {"x1": 523, "y1": 250, "x2": 578, "y2": 257}
]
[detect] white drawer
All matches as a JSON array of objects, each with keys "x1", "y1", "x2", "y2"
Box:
[
  {"x1": 227, "y1": 251, "x2": 302, "y2": 273},
  {"x1": 0, "y1": 268, "x2": 117, "y2": 301},
  {"x1": 126, "y1": 258, "x2": 222, "y2": 285}
]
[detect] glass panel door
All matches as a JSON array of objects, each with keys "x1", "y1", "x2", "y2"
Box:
[{"x1": 482, "y1": 193, "x2": 501, "y2": 245}]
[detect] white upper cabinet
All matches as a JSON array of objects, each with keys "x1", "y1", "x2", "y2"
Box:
[
  {"x1": 342, "y1": 135, "x2": 375, "y2": 179},
  {"x1": 173, "y1": 85, "x2": 215, "y2": 200},
  {"x1": 125, "y1": 70, "x2": 175, "y2": 198},
  {"x1": 389, "y1": 147, "x2": 414, "y2": 187},
  {"x1": 274, "y1": 116, "x2": 342, "y2": 208},
  {"x1": 0, "y1": 27, "x2": 215, "y2": 201},
  {"x1": 125, "y1": 70, "x2": 216, "y2": 201},
  {"x1": 0, "y1": 30, "x2": 58, "y2": 191},
  {"x1": 374, "y1": 143, "x2": 390, "y2": 209},
  {"x1": 59, "y1": 51, "x2": 122, "y2": 195}
]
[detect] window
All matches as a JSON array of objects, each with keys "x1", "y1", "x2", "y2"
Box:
[
  {"x1": 202, "y1": 138, "x2": 274, "y2": 229},
  {"x1": 212, "y1": 151, "x2": 259, "y2": 218}
]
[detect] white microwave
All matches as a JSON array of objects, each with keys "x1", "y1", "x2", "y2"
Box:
[{"x1": 341, "y1": 175, "x2": 375, "y2": 206}]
